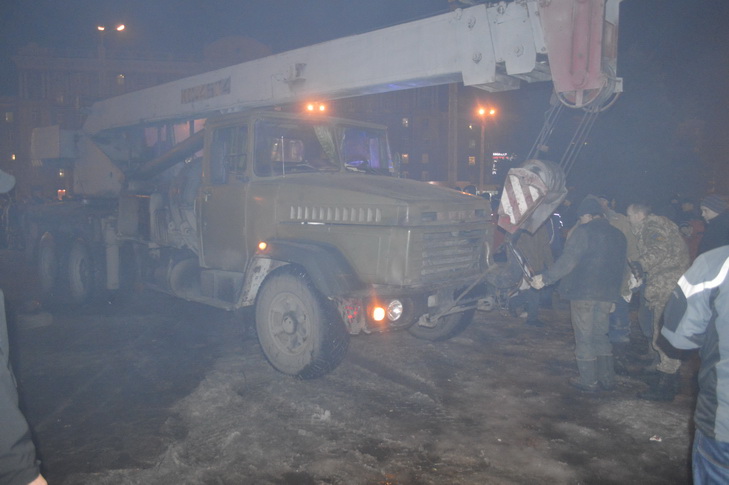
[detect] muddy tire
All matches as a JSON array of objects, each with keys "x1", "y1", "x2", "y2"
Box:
[
  {"x1": 255, "y1": 270, "x2": 349, "y2": 379},
  {"x1": 118, "y1": 242, "x2": 139, "y2": 290},
  {"x1": 408, "y1": 309, "x2": 475, "y2": 341},
  {"x1": 67, "y1": 239, "x2": 95, "y2": 305},
  {"x1": 37, "y1": 231, "x2": 61, "y2": 304}
]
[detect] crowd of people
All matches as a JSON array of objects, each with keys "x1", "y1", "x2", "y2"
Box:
[{"x1": 510, "y1": 190, "x2": 729, "y2": 483}]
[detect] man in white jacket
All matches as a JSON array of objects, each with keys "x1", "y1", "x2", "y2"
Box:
[{"x1": 662, "y1": 245, "x2": 729, "y2": 483}]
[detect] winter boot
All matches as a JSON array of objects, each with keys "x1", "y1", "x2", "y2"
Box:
[
  {"x1": 637, "y1": 342, "x2": 659, "y2": 363},
  {"x1": 596, "y1": 355, "x2": 616, "y2": 390},
  {"x1": 637, "y1": 371, "x2": 679, "y2": 402},
  {"x1": 569, "y1": 359, "x2": 599, "y2": 392},
  {"x1": 639, "y1": 348, "x2": 661, "y2": 376},
  {"x1": 611, "y1": 342, "x2": 630, "y2": 376}
]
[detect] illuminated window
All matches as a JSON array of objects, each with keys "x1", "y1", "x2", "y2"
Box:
[
  {"x1": 401, "y1": 117, "x2": 409, "y2": 128},
  {"x1": 116, "y1": 74, "x2": 125, "y2": 86},
  {"x1": 11, "y1": 154, "x2": 16, "y2": 161},
  {"x1": 401, "y1": 153, "x2": 409, "y2": 164},
  {"x1": 468, "y1": 156, "x2": 476, "y2": 166}
]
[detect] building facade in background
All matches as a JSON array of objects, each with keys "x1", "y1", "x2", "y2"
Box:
[{"x1": 2, "y1": 37, "x2": 510, "y2": 201}]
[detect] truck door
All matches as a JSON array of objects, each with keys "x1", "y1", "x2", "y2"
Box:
[{"x1": 198, "y1": 124, "x2": 250, "y2": 271}]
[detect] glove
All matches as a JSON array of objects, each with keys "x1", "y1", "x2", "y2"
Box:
[
  {"x1": 530, "y1": 274, "x2": 545, "y2": 290},
  {"x1": 628, "y1": 273, "x2": 643, "y2": 291}
]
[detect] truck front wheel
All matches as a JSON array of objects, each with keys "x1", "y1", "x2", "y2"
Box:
[
  {"x1": 408, "y1": 309, "x2": 475, "y2": 341},
  {"x1": 255, "y1": 270, "x2": 349, "y2": 379}
]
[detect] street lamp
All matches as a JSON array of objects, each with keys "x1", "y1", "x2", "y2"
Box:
[
  {"x1": 97, "y1": 24, "x2": 125, "y2": 57},
  {"x1": 476, "y1": 106, "x2": 496, "y2": 190},
  {"x1": 97, "y1": 24, "x2": 125, "y2": 98}
]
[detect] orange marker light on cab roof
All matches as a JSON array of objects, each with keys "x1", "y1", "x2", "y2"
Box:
[{"x1": 305, "y1": 102, "x2": 327, "y2": 113}]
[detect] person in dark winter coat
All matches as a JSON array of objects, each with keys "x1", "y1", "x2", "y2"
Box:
[
  {"x1": 1, "y1": 292, "x2": 45, "y2": 485},
  {"x1": 662, "y1": 246, "x2": 729, "y2": 483},
  {"x1": 698, "y1": 194, "x2": 729, "y2": 256},
  {"x1": 597, "y1": 195, "x2": 637, "y2": 345},
  {"x1": 531, "y1": 197, "x2": 627, "y2": 392},
  {"x1": 0, "y1": 168, "x2": 46, "y2": 485}
]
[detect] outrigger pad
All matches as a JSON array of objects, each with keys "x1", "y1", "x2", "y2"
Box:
[{"x1": 497, "y1": 159, "x2": 567, "y2": 234}]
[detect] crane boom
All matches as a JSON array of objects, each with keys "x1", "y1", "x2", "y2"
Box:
[{"x1": 83, "y1": 0, "x2": 621, "y2": 135}]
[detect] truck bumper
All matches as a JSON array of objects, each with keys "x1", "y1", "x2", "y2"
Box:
[{"x1": 336, "y1": 275, "x2": 484, "y2": 335}]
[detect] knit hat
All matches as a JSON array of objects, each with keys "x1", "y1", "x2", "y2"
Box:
[
  {"x1": 700, "y1": 194, "x2": 728, "y2": 214},
  {"x1": 576, "y1": 197, "x2": 604, "y2": 217}
]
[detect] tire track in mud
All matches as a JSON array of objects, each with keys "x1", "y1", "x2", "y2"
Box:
[{"x1": 344, "y1": 347, "x2": 438, "y2": 398}]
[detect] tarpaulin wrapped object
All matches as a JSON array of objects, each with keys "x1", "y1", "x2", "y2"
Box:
[{"x1": 498, "y1": 159, "x2": 567, "y2": 234}]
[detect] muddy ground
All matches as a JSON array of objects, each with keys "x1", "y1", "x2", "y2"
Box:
[{"x1": 2, "y1": 249, "x2": 696, "y2": 484}]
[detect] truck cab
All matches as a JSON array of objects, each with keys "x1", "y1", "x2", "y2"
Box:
[{"x1": 97, "y1": 111, "x2": 488, "y2": 377}]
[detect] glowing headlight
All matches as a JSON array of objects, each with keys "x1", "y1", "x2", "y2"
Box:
[
  {"x1": 372, "y1": 306, "x2": 386, "y2": 322},
  {"x1": 387, "y1": 300, "x2": 403, "y2": 321}
]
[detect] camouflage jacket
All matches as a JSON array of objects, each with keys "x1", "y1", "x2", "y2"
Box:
[{"x1": 633, "y1": 214, "x2": 690, "y2": 306}]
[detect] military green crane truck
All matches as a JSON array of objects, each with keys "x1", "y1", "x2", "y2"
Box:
[{"x1": 25, "y1": 0, "x2": 622, "y2": 377}]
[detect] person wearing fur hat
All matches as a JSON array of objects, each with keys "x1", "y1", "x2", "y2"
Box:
[
  {"x1": 531, "y1": 197, "x2": 627, "y2": 392},
  {"x1": 698, "y1": 194, "x2": 729, "y2": 256}
]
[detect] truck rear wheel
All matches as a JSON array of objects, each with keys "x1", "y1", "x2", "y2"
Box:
[
  {"x1": 37, "y1": 231, "x2": 61, "y2": 304},
  {"x1": 255, "y1": 270, "x2": 349, "y2": 379},
  {"x1": 408, "y1": 309, "x2": 475, "y2": 341},
  {"x1": 67, "y1": 239, "x2": 95, "y2": 305}
]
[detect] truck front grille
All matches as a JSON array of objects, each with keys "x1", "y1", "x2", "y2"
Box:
[{"x1": 420, "y1": 228, "x2": 485, "y2": 281}]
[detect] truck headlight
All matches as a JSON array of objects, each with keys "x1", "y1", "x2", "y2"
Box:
[
  {"x1": 371, "y1": 299, "x2": 403, "y2": 323},
  {"x1": 387, "y1": 300, "x2": 403, "y2": 321}
]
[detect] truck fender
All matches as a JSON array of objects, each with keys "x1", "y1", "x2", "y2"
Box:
[{"x1": 239, "y1": 239, "x2": 364, "y2": 305}]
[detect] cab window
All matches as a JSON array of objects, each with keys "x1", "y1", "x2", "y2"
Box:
[
  {"x1": 210, "y1": 125, "x2": 247, "y2": 184},
  {"x1": 254, "y1": 119, "x2": 339, "y2": 176}
]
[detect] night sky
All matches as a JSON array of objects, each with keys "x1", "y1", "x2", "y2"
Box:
[
  {"x1": 0, "y1": 0, "x2": 448, "y2": 94},
  {"x1": 1, "y1": 0, "x2": 727, "y2": 209}
]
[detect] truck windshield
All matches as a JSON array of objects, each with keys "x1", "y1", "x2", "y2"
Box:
[
  {"x1": 340, "y1": 125, "x2": 394, "y2": 175},
  {"x1": 253, "y1": 119, "x2": 393, "y2": 177}
]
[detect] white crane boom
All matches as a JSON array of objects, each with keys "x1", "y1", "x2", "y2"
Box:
[{"x1": 83, "y1": 0, "x2": 621, "y2": 135}]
